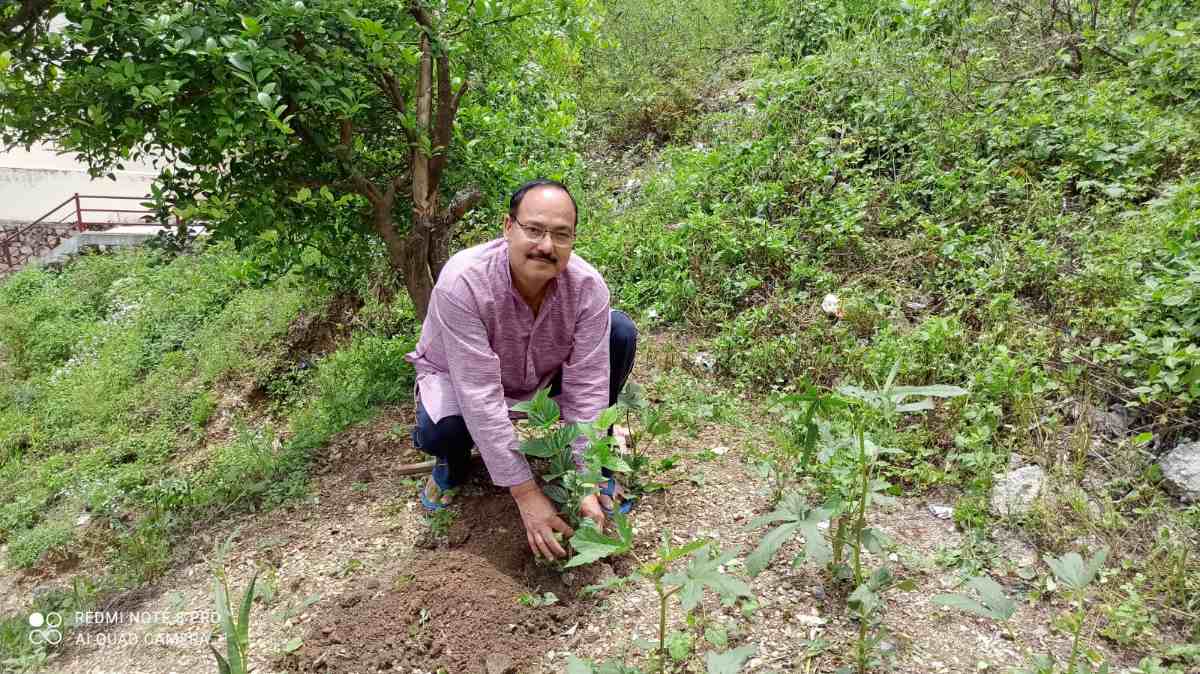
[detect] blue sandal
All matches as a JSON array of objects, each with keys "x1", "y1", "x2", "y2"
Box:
[
  {"x1": 419, "y1": 460, "x2": 458, "y2": 512},
  {"x1": 600, "y1": 477, "x2": 636, "y2": 516}
]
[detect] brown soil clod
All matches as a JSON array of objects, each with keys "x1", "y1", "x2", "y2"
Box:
[{"x1": 284, "y1": 486, "x2": 608, "y2": 673}]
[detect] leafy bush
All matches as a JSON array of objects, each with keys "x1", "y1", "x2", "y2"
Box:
[{"x1": 1090, "y1": 181, "x2": 1200, "y2": 407}]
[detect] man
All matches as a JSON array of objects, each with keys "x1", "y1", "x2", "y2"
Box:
[{"x1": 404, "y1": 179, "x2": 637, "y2": 560}]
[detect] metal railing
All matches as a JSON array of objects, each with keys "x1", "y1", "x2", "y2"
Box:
[{"x1": 1, "y1": 193, "x2": 171, "y2": 270}]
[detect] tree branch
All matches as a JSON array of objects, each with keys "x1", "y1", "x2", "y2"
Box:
[
  {"x1": 444, "y1": 10, "x2": 550, "y2": 38},
  {"x1": 335, "y1": 117, "x2": 354, "y2": 163},
  {"x1": 428, "y1": 52, "x2": 455, "y2": 193},
  {"x1": 376, "y1": 71, "x2": 416, "y2": 147},
  {"x1": 445, "y1": 187, "x2": 483, "y2": 225},
  {"x1": 411, "y1": 32, "x2": 433, "y2": 211}
]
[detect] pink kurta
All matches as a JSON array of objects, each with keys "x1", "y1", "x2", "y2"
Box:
[{"x1": 404, "y1": 238, "x2": 612, "y2": 486}]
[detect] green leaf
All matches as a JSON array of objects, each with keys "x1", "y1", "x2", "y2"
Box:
[
  {"x1": 593, "y1": 404, "x2": 622, "y2": 433},
  {"x1": 1182, "y1": 364, "x2": 1200, "y2": 387},
  {"x1": 847, "y1": 583, "x2": 879, "y2": 617},
  {"x1": 663, "y1": 546, "x2": 753, "y2": 612},
  {"x1": 745, "y1": 521, "x2": 798, "y2": 577},
  {"x1": 661, "y1": 539, "x2": 710, "y2": 564},
  {"x1": 282, "y1": 637, "x2": 303, "y2": 653},
  {"x1": 209, "y1": 644, "x2": 232, "y2": 674},
  {"x1": 860, "y1": 527, "x2": 889, "y2": 555},
  {"x1": 566, "y1": 655, "x2": 595, "y2": 674},
  {"x1": 227, "y1": 52, "x2": 252, "y2": 73},
  {"x1": 618, "y1": 381, "x2": 649, "y2": 410},
  {"x1": 565, "y1": 514, "x2": 633, "y2": 568},
  {"x1": 933, "y1": 575, "x2": 1015, "y2": 621},
  {"x1": 520, "y1": 424, "x2": 579, "y2": 458},
  {"x1": 932, "y1": 593, "x2": 996, "y2": 618},
  {"x1": 895, "y1": 399, "x2": 935, "y2": 413},
  {"x1": 704, "y1": 625, "x2": 728, "y2": 648},
  {"x1": 240, "y1": 15, "x2": 262, "y2": 36},
  {"x1": 705, "y1": 645, "x2": 757, "y2": 674},
  {"x1": 1045, "y1": 548, "x2": 1108, "y2": 591},
  {"x1": 666, "y1": 630, "x2": 692, "y2": 661},
  {"x1": 746, "y1": 492, "x2": 831, "y2": 575},
  {"x1": 237, "y1": 572, "x2": 258, "y2": 655},
  {"x1": 513, "y1": 387, "x2": 560, "y2": 427}
]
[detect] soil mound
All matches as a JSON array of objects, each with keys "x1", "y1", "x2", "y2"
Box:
[{"x1": 285, "y1": 486, "x2": 607, "y2": 673}]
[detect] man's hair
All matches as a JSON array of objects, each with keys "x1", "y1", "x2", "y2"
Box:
[{"x1": 508, "y1": 179, "x2": 578, "y2": 227}]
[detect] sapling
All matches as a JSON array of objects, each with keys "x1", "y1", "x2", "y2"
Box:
[
  {"x1": 749, "y1": 362, "x2": 965, "y2": 672},
  {"x1": 768, "y1": 383, "x2": 845, "y2": 503},
  {"x1": 645, "y1": 538, "x2": 755, "y2": 673},
  {"x1": 567, "y1": 537, "x2": 757, "y2": 674},
  {"x1": 934, "y1": 548, "x2": 1112, "y2": 674},
  {"x1": 617, "y1": 382, "x2": 673, "y2": 496},
  {"x1": 513, "y1": 388, "x2": 635, "y2": 567}
]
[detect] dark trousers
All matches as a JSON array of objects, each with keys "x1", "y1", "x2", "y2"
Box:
[{"x1": 412, "y1": 309, "x2": 638, "y2": 487}]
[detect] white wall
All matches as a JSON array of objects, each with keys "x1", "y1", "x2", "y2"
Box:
[{"x1": 0, "y1": 143, "x2": 159, "y2": 225}]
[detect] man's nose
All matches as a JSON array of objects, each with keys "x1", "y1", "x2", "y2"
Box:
[{"x1": 534, "y1": 235, "x2": 555, "y2": 257}]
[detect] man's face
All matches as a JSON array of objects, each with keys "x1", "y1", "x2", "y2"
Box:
[{"x1": 503, "y1": 186, "x2": 576, "y2": 291}]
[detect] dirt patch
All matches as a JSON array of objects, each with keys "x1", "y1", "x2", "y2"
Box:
[
  {"x1": 285, "y1": 293, "x2": 363, "y2": 362},
  {"x1": 285, "y1": 488, "x2": 605, "y2": 673}
]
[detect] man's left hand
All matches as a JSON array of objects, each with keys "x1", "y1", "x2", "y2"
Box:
[{"x1": 580, "y1": 493, "x2": 607, "y2": 530}]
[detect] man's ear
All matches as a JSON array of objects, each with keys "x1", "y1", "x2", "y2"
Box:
[{"x1": 502, "y1": 214, "x2": 513, "y2": 239}]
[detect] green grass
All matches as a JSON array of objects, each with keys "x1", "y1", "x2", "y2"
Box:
[{"x1": 0, "y1": 242, "x2": 417, "y2": 663}]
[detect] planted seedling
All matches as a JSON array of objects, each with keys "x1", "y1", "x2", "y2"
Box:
[
  {"x1": 618, "y1": 382, "x2": 674, "y2": 496},
  {"x1": 513, "y1": 387, "x2": 648, "y2": 567}
]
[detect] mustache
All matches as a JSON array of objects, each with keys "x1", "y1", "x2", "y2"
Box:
[{"x1": 530, "y1": 254, "x2": 557, "y2": 264}]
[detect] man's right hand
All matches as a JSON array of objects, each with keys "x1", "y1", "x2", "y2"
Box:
[{"x1": 510, "y1": 479, "x2": 574, "y2": 560}]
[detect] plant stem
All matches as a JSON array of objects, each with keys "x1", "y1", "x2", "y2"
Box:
[
  {"x1": 1066, "y1": 596, "x2": 1085, "y2": 672},
  {"x1": 852, "y1": 421, "x2": 869, "y2": 585},
  {"x1": 657, "y1": 583, "x2": 680, "y2": 674},
  {"x1": 857, "y1": 612, "x2": 869, "y2": 674}
]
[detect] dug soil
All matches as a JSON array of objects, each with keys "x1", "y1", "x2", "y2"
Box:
[{"x1": 283, "y1": 485, "x2": 612, "y2": 673}]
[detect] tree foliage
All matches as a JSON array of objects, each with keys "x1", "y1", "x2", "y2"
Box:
[{"x1": 1, "y1": 0, "x2": 592, "y2": 314}]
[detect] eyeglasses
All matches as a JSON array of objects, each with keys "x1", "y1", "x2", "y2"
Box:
[{"x1": 511, "y1": 215, "x2": 575, "y2": 247}]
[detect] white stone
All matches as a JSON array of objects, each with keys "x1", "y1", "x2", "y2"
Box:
[
  {"x1": 1159, "y1": 441, "x2": 1200, "y2": 503},
  {"x1": 990, "y1": 465, "x2": 1045, "y2": 515}
]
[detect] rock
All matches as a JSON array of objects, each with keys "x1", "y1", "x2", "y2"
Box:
[
  {"x1": 1076, "y1": 402, "x2": 1130, "y2": 438},
  {"x1": 878, "y1": 640, "x2": 896, "y2": 655},
  {"x1": 821, "y1": 293, "x2": 844, "y2": 319},
  {"x1": 1159, "y1": 441, "x2": 1200, "y2": 503},
  {"x1": 689, "y1": 351, "x2": 716, "y2": 372},
  {"x1": 75, "y1": 513, "x2": 92, "y2": 527},
  {"x1": 928, "y1": 504, "x2": 953, "y2": 520},
  {"x1": 990, "y1": 465, "x2": 1045, "y2": 515},
  {"x1": 484, "y1": 653, "x2": 516, "y2": 674}
]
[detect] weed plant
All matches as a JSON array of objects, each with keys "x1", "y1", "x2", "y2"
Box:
[
  {"x1": 208, "y1": 536, "x2": 258, "y2": 674},
  {"x1": 935, "y1": 548, "x2": 1121, "y2": 674}
]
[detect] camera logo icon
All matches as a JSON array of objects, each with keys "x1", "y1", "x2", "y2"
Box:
[{"x1": 28, "y1": 612, "x2": 63, "y2": 645}]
